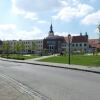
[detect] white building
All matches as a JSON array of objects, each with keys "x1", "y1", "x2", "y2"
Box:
[
  {"x1": 4, "y1": 39, "x2": 43, "y2": 54},
  {"x1": 71, "y1": 34, "x2": 89, "y2": 53}
]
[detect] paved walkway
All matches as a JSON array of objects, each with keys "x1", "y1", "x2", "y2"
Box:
[{"x1": 26, "y1": 54, "x2": 58, "y2": 61}]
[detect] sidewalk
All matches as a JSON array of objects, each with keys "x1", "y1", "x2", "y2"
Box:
[
  {"x1": 0, "y1": 57, "x2": 100, "y2": 74},
  {"x1": 27, "y1": 54, "x2": 58, "y2": 61}
]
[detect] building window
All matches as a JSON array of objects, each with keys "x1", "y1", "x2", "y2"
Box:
[
  {"x1": 72, "y1": 44, "x2": 74, "y2": 46},
  {"x1": 76, "y1": 44, "x2": 78, "y2": 46},
  {"x1": 80, "y1": 44, "x2": 82, "y2": 46},
  {"x1": 84, "y1": 44, "x2": 87, "y2": 46}
]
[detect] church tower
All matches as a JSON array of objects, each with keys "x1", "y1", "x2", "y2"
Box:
[{"x1": 48, "y1": 23, "x2": 54, "y2": 37}]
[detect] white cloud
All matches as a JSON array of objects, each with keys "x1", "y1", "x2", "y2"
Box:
[
  {"x1": 11, "y1": 0, "x2": 94, "y2": 22},
  {"x1": 94, "y1": 28, "x2": 99, "y2": 33},
  {"x1": 11, "y1": 0, "x2": 61, "y2": 13},
  {"x1": 15, "y1": 27, "x2": 43, "y2": 40},
  {"x1": 24, "y1": 12, "x2": 38, "y2": 20},
  {"x1": 0, "y1": 24, "x2": 16, "y2": 31},
  {"x1": 53, "y1": 1, "x2": 93, "y2": 22},
  {"x1": 81, "y1": 10, "x2": 100, "y2": 25},
  {"x1": 37, "y1": 20, "x2": 49, "y2": 24},
  {"x1": 0, "y1": 26, "x2": 44, "y2": 40},
  {"x1": 55, "y1": 32, "x2": 79, "y2": 36},
  {"x1": 11, "y1": 0, "x2": 38, "y2": 20}
]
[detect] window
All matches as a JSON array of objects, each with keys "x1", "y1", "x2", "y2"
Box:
[
  {"x1": 76, "y1": 44, "x2": 78, "y2": 46},
  {"x1": 84, "y1": 44, "x2": 87, "y2": 46},
  {"x1": 80, "y1": 44, "x2": 82, "y2": 46},
  {"x1": 72, "y1": 44, "x2": 74, "y2": 46}
]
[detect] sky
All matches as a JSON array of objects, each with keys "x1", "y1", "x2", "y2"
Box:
[{"x1": 0, "y1": 0, "x2": 100, "y2": 40}]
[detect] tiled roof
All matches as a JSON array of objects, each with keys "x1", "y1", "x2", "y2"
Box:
[
  {"x1": 72, "y1": 35, "x2": 88, "y2": 43},
  {"x1": 89, "y1": 39, "x2": 100, "y2": 48},
  {"x1": 96, "y1": 44, "x2": 100, "y2": 48},
  {"x1": 64, "y1": 36, "x2": 72, "y2": 42},
  {"x1": 88, "y1": 39, "x2": 99, "y2": 44}
]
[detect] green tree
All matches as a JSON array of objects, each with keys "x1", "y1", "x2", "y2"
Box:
[
  {"x1": 20, "y1": 42, "x2": 25, "y2": 55},
  {"x1": 32, "y1": 42, "x2": 37, "y2": 50},
  {"x1": 31, "y1": 42, "x2": 37, "y2": 53},
  {"x1": 14, "y1": 42, "x2": 22, "y2": 54},
  {"x1": 2, "y1": 41, "x2": 10, "y2": 58}
]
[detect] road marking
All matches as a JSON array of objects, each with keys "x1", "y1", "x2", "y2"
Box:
[{"x1": 0, "y1": 73, "x2": 52, "y2": 100}]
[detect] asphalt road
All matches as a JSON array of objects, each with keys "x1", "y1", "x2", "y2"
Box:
[{"x1": 0, "y1": 60, "x2": 100, "y2": 100}]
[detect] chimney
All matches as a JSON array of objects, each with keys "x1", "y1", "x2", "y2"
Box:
[{"x1": 80, "y1": 33, "x2": 82, "y2": 36}]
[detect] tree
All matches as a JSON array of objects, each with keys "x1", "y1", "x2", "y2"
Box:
[
  {"x1": 14, "y1": 42, "x2": 22, "y2": 54},
  {"x1": 32, "y1": 42, "x2": 37, "y2": 50},
  {"x1": 97, "y1": 24, "x2": 100, "y2": 43},
  {"x1": 31, "y1": 42, "x2": 37, "y2": 53},
  {"x1": 2, "y1": 41, "x2": 10, "y2": 58},
  {"x1": 20, "y1": 42, "x2": 25, "y2": 55}
]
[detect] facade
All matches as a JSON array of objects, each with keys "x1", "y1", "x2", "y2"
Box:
[
  {"x1": 71, "y1": 33, "x2": 89, "y2": 53},
  {"x1": 89, "y1": 39, "x2": 100, "y2": 52},
  {"x1": 4, "y1": 39, "x2": 43, "y2": 54},
  {"x1": 43, "y1": 24, "x2": 65, "y2": 53},
  {"x1": 43, "y1": 24, "x2": 90, "y2": 54},
  {"x1": 61, "y1": 37, "x2": 71, "y2": 53}
]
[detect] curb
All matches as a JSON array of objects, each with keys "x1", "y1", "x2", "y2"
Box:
[{"x1": 0, "y1": 58, "x2": 100, "y2": 74}]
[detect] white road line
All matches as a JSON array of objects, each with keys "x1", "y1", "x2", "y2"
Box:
[{"x1": 0, "y1": 73, "x2": 52, "y2": 100}]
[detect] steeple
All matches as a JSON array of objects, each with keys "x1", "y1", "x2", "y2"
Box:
[
  {"x1": 48, "y1": 23, "x2": 54, "y2": 37},
  {"x1": 50, "y1": 24, "x2": 53, "y2": 32}
]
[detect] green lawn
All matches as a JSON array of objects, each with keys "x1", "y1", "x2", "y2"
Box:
[
  {"x1": 0, "y1": 54, "x2": 39, "y2": 60},
  {"x1": 39, "y1": 55, "x2": 100, "y2": 67}
]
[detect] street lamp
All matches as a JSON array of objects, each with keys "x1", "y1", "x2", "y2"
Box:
[{"x1": 68, "y1": 34, "x2": 71, "y2": 64}]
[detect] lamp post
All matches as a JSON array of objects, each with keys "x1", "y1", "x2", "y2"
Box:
[{"x1": 68, "y1": 34, "x2": 71, "y2": 64}]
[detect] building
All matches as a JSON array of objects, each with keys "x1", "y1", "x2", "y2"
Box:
[
  {"x1": 1, "y1": 23, "x2": 98, "y2": 55},
  {"x1": 89, "y1": 39, "x2": 100, "y2": 52},
  {"x1": 43, "y1": 24, "x2": 90, "y2": 54},
  {"x1": 61, "y1": 36, "x2": 72, "y2": 53},
  {"x1": 3, "y1": 39, "x2": 43, "y2": 54},
  {"x1": 71, "y1": 33, "x2": 89, "y2": 53},
  {"x1": 43, "y1": 24, "x2": 65, "y2": 53}
]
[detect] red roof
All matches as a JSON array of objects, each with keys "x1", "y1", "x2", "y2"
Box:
[
  {"x1": 88, "y1": 39, "x2": 99, "y2": 44},
  {"x1": 96, "y1": 44, "x2": 100, "y2": 48},
  {"x1": 64, "y1": 36, "x2": 72, "y2": 42},
  {"x1": 72, "y1": 35, "x2": 88, "y2": 43},
  {"x1": 89, "y1": 39, "x2": 100, "y2": 48}
]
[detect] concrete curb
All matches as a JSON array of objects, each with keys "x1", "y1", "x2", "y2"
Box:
[{"x1": 0, "y1": 58, "x2": 100, "y2": 74}]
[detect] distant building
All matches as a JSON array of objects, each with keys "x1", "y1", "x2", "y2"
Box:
[
  {"x1": 61, "y1": 36, "x2": 72, "y2": 53},
  {"x1": 89, "y1": 39, "x2": 100, "y2": 52},
  {"x1": 43, "y1": 24, "x2": 65, "y2": 53},
  {"x1": 1, "y1": 24, "x2": 99, "y2": 54},
  {"x1": 3, "y1": 39, "x2": 43, "y2": 54},
  {"x1": 71, "y1": 33, "x2": 89, "y2": 53}
]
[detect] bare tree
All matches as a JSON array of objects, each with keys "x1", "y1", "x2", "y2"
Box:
[{"x1": 97, "y1": 24, "x2": 100, "y2": 43}]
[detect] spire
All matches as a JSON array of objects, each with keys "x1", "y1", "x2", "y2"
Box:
[
  {"x1": 48, "y1": 22, "x2": 54, "y2": 37},
  {"x1": 50, "y1": 23, "x2": 53, "y2": 32}
]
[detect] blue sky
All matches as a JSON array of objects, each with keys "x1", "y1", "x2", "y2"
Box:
[{"x1": 0, "y1": 0, "x2": 100, "y2": 40}]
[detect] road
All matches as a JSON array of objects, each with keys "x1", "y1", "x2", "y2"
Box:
[{"x1": 0, "y1": 60, "x2": 100, "y2": 100}]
